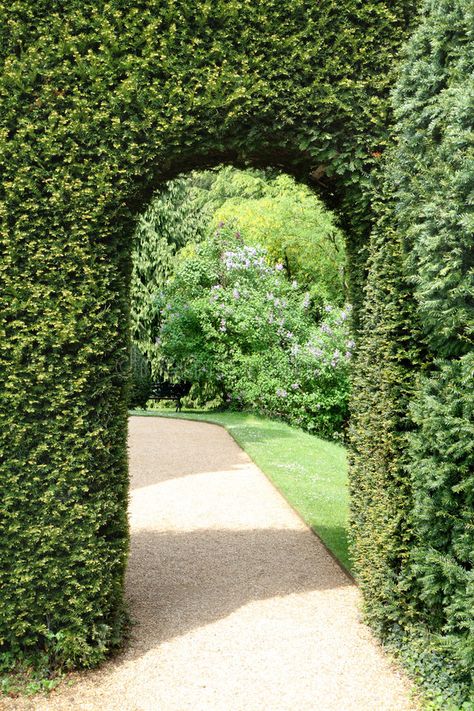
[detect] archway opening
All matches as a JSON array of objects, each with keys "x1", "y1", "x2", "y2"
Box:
[{"x1": 129, "y1": 164, "x2": 353, "y2": 443}]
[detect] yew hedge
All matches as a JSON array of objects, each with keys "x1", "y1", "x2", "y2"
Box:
[{"x1": 351, "y1": 1, "x2": 474, "y2": 704}]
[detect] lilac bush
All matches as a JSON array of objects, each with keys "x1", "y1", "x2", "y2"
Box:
[{"x1": 154, "y1": 225, "x2": 353, "y2": 438}]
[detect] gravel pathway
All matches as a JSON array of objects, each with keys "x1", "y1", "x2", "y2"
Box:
[{"x1": 6, "y1": 416, "x2": 416, "y2": 711}]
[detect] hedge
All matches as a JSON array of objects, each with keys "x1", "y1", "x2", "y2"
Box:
[
  {"x1": 0, "y1": 0, "x2": 416, "y2": 671},
  {"x1": 350, "y1": 0, "x2": 474, "y2": 704},
  {"x1": 398, "y1": 0, "x2": 474, "y2": 699}
]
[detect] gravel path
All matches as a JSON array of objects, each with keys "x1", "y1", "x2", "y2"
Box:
[{"x1": 6, "y1": 416, "x2": 416, "y2": 711}]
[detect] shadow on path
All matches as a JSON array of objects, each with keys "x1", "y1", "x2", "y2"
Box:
[{"x1": 123, "y1": 526, "x2": 351, "y2": 663}]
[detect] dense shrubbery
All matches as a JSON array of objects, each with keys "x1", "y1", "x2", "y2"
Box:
[
  {"x1": 129, "y1": 345, "x2": 152, "y2": 409},
  {"x1": 132, "y1": 167, "x2": 346, "y2": 370},
  {"x1": 207, "y1": 169, "x2": 347, "y2": 306},
  {"x1": 154, "y1": 225, "x2": 352, "y2": 439},
  {"x1": 350, "y1": 1, "x2": 474, "y2": 705},
  {"x1": 397, "y1": 1, "x2": 474, "y2": 700}
]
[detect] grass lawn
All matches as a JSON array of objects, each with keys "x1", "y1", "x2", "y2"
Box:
[{"x1": 130, "y1": 408, "x2": 351, "y2": 574}]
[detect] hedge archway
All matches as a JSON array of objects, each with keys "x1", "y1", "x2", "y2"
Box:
[{"x1": 0, "y1": 2, "x2": 417, "y2": 667}]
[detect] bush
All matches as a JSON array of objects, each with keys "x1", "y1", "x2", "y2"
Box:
[
  {"x1": 155, "y1": 225, "x2": 352, "y2": 439},
  {"x1": 128, "y1": 345, "x2": 152, "y2": 409},
  {"x1": 131, "y1": 167, "x2": 347, "y2": 367},
  {"x1": 350, "y1": 0, "x2": 474, "y2": 704}
]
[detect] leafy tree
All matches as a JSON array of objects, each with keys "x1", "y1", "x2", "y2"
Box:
[
  {"x1": 212, "y1": 173, "x2": 346, "y2": 307},
  {"x1": 132, "y1": 167, "x2": 347, "y2": 368}
]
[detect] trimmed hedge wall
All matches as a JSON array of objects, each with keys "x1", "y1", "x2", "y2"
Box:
[
  {"x1": 350, "y1": 0, "x2": 474, "y2": 703},
  {"x1": 399, "y1": 0, "x2": 474, "y2": 697},
  {"x1": 0, "y1": 1, "x2": 416, "y2": 670}
]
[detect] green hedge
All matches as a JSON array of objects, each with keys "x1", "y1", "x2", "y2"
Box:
[
  {"x1": 399, "y1": 0, "x2": 474, "y2": 699},
  {"x1": 3, "y1": 1, "x2": 472, "y2": 702},
  {"x1": 0, "y1": 0, "x2": 416, "y2": 671},
  {"x1": 349, "y1": 186, "x2": 423, "y2": 635},
  {"x1": 350, "y1": 0, "x2": 474, "y2": 704}
]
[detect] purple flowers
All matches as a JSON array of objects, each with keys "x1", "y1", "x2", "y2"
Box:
[
  {"x1": 223, "y1": 245, "x2": 269, "y2": 272},
  {"x1": 232, "y1": 288, "x2": 240, "y2": 300},
  {"x1": 331, "y1": 349, "x2": 341, "y2": 367},
  {"x1": 276, "y1": 388, "x2": 288, "y2": 398},
  {"x1": 219, "y1": 318, "x2": 227, "y2": 333},
  {"x1": 275, "y1": 263, "x2": 284, "y2": 271},
  {"x1": 210, "y1": 284, "x2": 222, "y2": 302}
]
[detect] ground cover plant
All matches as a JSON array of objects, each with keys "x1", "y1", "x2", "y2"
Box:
[
  {"x1": 129, "y1": 409, "x2": 350, "y2": 572},
  {"x1": 151, "y1": 223, "x2": 352, "y2": 439}
]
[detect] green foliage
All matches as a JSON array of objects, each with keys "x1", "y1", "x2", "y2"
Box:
[
  {"x1": 155, "y1": 225, "x2": 352, "y2": 439},
  {"x1": 350, "y1": 0, "x2": 474, "y2": 704},
  {"x1": 395, "y1": 0, "x2": 474, "y2": 700},
  {"x1": 0, "y1": 0, "x2": 416, "y2": 674},
  {"x1": 131, "y1": 174, "x2": 212, "y2": 364},
  {"x1": 408, "y1": 354, "x2": 474, "y2": 696},
  {"x1": 131, "y1": 166, "x2": 347, "y2": 367},
  {"x1": 349, "y1": 182, "x2": 422, "y2": 634},
  {"x1": 212, "y1": 172, "x2": 347, "y2": 307}
]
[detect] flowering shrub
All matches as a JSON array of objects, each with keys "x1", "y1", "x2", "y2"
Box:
[{"x1": 154, "y1": 226, "x2": 353, "y2": 438}]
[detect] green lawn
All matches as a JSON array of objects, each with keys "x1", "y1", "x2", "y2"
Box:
[{"x1": 129, "y1": 409, "x2": 351, "y2": 574}]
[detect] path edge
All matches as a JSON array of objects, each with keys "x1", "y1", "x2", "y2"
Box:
[{"x1": 129, "y1": 410, "x2": 356, "y2": 585}]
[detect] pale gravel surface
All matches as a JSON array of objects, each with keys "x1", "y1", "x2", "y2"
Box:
[{"x1": 5, "y1": 416, "x2": 417, "y2": 711}]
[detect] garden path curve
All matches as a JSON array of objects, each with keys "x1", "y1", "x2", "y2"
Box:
[{"x1": 11, "y1": 416, "x2": 416, "y2": 711}]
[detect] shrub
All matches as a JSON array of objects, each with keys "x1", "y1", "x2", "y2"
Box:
[
  {"x1": 350, "y1": 0, "x2": 474, "y2": 704},
  {"x1": 155, "y1": 225, "x2": 352, "y2": 439},
  {"x1": 131, "y1": 166, "x2": 347, "y2": 367},
  {"x1": 128, "y1": 345, "x2": 152, "y2": 410}
]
